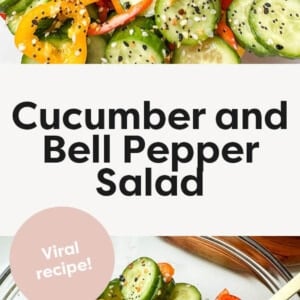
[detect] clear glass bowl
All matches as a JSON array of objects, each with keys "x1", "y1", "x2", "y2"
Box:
[{"x1": 0, "y1": 236, "x2": 299, "y2": 300}]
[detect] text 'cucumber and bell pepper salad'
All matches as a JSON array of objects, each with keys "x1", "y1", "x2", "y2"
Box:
[
  {"x1": 98, "y1": 256, "x2": 240, "y2": 300},
  {"x1": 0, "y1": 0, "x2": 300, "y2": 63}
]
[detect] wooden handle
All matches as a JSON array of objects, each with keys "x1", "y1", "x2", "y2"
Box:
[
  {"x1": 250, "y1": 237, "x2": 300, "y2": 267},
  {"x1": 162, "y1": 237, "x2": 300, "y2": 271}
]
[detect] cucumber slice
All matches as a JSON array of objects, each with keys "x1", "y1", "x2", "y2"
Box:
[
  {"x1": 151, "y1": 274, "x2": 165, "y2": 299},
  {"x1": 86, "y1": 3, "x2": 100, "y2": 22},
  {"x1": 6, "y1": 0, "x2": 34, "y2": 15},
  {"x1": 97, "y1": 278, "x2": 123, "y2": 300},
  {"x1": 6, "y1": 0, "x2": 48, "y2": 34},
  {"x1": 172, "y1": 36, "x2": 240, "y2": 63},
  {"x1": 86, "y1": 35, "x2": 107, "y2": 63},
  {"x1": 226, "y1": 0, "x2": 271, "y2": 56},
  {"x1": 121, "y1": 257, "x2": 161, "y2": 300},
  {"x1": 249, "y1": 0, "x2": 300, "y2": 58},
  {"x1": 168, "y1": 283, "x2": 201, "y2": 300},
  {"x1": 155, "y1": 0, "x2": 221, "y2": 45},
  {"x1": 0, "y1": 0, "x2": 19, "y2": 12},
  {"x1": 105, "y1": 25, "x2": 167, "y2": 63},
  {"x1": 158, "y1": 278, "x2": 175, "y2": 299}
]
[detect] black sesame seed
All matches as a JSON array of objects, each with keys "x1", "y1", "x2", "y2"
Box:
[{"x1": 276, "y1": 44, "x2": 284, "y2": 50}]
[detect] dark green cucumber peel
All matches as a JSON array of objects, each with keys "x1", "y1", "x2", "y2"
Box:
[
  {"x1": 6, "y1": 0, "x2": 33, "y2": 14},
  {"x1": 249, "y1": 0, "x2": 300, "y2": 58},
  {"x1": 226, "y1": 0, "x2": 271, "y2": 56},
  {"x1": 172, "y1": 36, "x2": 240, "y2": 63},
  {"x1": 0, "y1": 0, "x2": 19, "y2": 12},
  {"x1": 97, "y1": 278, "x2": 123, "y2": 300},
  {"x1": 155, "y1": 0, "x2": 221, "y2": 45},
  {"x1": 121, "y1": 257, "x2": 161, "y2": 300},
  {"x1": 158, "y1": 278, "x2": 175, "y2": 300},
  {"x1": 105, "y1": 25, "x2": 167, "y2": 63}
]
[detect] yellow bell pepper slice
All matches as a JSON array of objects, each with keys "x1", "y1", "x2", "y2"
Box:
[{"x1": 15, "y1": 0, "x2": 90, "y2": 63}]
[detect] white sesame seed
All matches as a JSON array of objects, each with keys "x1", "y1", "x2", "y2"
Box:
[
  {"x1": 79, "y1": 8, "x2": 86, "y2": 15},
  {"x1": 31, "y1": 38, "x2": 37, "y2": 45},
  {"x1": 129, "y1": 29, "x2": 134, "y2": 35},
  {"x1": 142, "y1": 31, "x2": 149, "y2": 37},
  {"x1": 194, "y1": 16, "x2": 201, "y2": 22},
  {"x1": 180, "y1": 19, "x2": 188, "y2": 26},
  {"x1": 101, "y1": 57, "x2": 108, "y2": 63},
  {"x1": 75, "y1": 50, "x2": 81, "y2": 56},
  {"x1": 182, "y1": 31, "x2": 188, "y2": 38},
  {"x1": 111, "y1": 42, "x2": 117, "y2": 48},
  {"x1": 191, "y1": 33, "x2": 198, "y2": 40},
  {"x1": 210, "y1": 9, "x2": 216, "y2": 14},
  {"x1": 18, "y1": 43, "x2": 26, "y2": 51}
]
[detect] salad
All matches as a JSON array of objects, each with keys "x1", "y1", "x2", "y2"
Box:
[
  {"x1": 98, "y1": 256, "x2": 240, "y2": 300},
  {"x1": 0, "y1": 0, "x2": 300, "y2": 63}
]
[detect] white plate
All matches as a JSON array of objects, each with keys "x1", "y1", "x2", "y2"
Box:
[{"x1": 1, "y1": 20, "x2": 300, "y2": 64}]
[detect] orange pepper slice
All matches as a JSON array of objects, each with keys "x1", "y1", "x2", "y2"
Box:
[
  {"x1": 158, "y1": 262, "x2": 175, "y2": 283},
  {"x1": 15, "y1": 0, "x2": 90, "y2": 63}
]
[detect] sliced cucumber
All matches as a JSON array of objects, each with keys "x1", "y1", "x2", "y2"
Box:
[
  {"x1": 105, "y1": 25, "x2": 167, "y2": 63},
  {"x1": 151, "y1": 274, "x2": 165, "y2": 299},
  {"x1": 226, "y1": 0, "x2": 271, "y2": 56},
  {"x1": 168, "y1": 283, "x2": 201, "y2": 300},
  {"x1": 86, "y1": 3, "x2": 100, "y2": 22},
  {"x1": 6, "y1": 0, "x2": 48, "y2": 34},
  {"x1": 0, "y1": 0, "x2": 19, "y2": 12},
  {"x1": 155, "y1": 0, "x2": 221, "y2": 45},
  {"x1": 158, "y1": 278, "x2": 175, "y2": 299},
  {"x1": 97, "y1": 278, "x2": 123, "y2": 300},
  {"x1": 249, "y1": 0, "x2": 300, "y2": 58},
  {"x1": 121, "y1": 257, "x2": 161, "y2": 300},
  {"x1": 86, "y1": 35, "x2": 107, "y2": 63},
  {"x1": 6, "y1": 0, "x2": 34, "y2": 15},
  {"x1": 6, "y1": 13, "x2": 22, "y2": 34},
  {"x1": 172, "y1": 36, "x2": 240, "y2": 63}
]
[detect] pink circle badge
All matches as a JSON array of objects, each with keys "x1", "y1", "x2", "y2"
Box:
[{"x1": 10, "y1": 207, "x2": 114, "y2": 300}]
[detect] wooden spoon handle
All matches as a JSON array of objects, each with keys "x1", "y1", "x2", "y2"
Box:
[
  {"x1": 163, "y1": 236, "x2": 300, "y2": 271},
  {"x1": 250, "y1": 237, "x2": 300, "y2": 267}
]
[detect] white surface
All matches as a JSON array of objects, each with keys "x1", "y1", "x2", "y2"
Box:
[
  {"x1": 0, "y1": 236, "x2": 275, "y2": 300},
  {"x1": 0, "y1": 21, "x2": 21, "y2": 64},
  {"x1": 0, "y1": 65, "x2": 299, "y2": 236}
]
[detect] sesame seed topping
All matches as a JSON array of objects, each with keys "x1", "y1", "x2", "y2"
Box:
[{"x1": 18, "y1": 43, "x2": 26, "y2": 51}]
